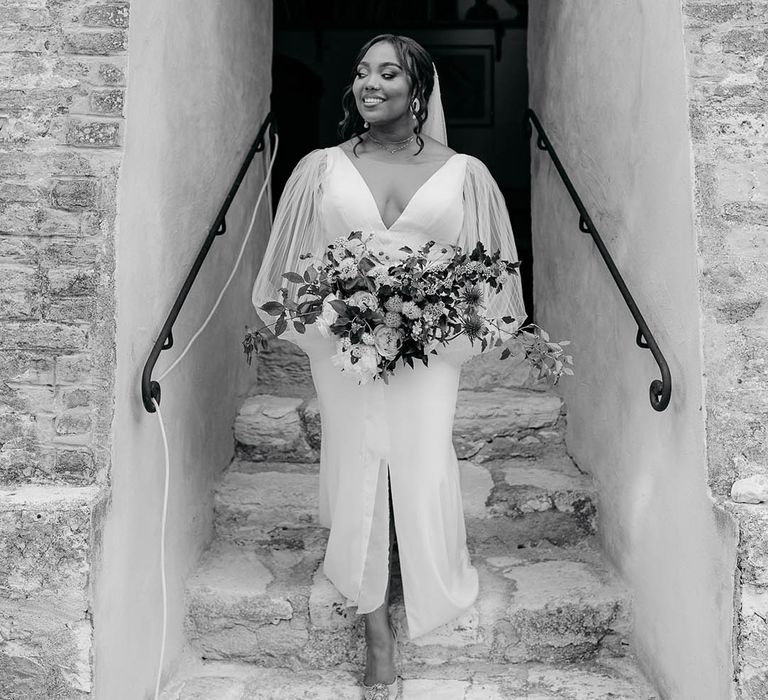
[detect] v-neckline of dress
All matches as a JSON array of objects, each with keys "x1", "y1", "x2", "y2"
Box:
[{"x1": 335, "y1": 145, "x2": 460, "y2": 232}]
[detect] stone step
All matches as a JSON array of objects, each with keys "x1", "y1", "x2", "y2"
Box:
[
  {"x1": 161, "y1": 655, "x2": 657, "y2": 699},
  {"x1": 213, "y1": 457, "x2": 596, "y2": 547},
  {"x1": 234, "y1": 388, "x2": 565, "y2": 464},
  {"x1": 256, "y1": 338, "x2": 553, "y2": 399},
  {"x1": 184, "y1": 537, "x2": 630, "y2": 670}
]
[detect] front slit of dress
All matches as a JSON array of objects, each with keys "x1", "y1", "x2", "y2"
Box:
[{"x1": 313, "y1": 344, "x2": 479, "y2": 640}]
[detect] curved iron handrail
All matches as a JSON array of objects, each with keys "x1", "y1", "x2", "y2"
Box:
[
  {"x1": 141, "y1": 112, "x2": 276, "y2": 413},
  {"x1": 525, "y1": 108, "x2": 671, "y2": 411}
]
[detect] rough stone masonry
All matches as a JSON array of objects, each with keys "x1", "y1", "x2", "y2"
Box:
[
  {"x1": 0, "y1": 1, "x2": 127, "y2": 696},
  {"x1": 682, "y1": 1, "x2": 768, "y2": 697}
]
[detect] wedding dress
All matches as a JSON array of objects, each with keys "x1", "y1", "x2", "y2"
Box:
[{"x1": 251, "y1": 144, "x2": 526, "y2": 639}]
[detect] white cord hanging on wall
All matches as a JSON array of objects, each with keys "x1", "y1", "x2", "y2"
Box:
[{"x1": 151, "y1": 134, "x2": 279, "y2": 700}]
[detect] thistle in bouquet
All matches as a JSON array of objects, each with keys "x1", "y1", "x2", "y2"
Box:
[
  {"x1": 383, "y1": 236, "x2": 574, "y2": 384},
  {"x1": 243, "y1": 230, "x2": 573, "y2": 384}
]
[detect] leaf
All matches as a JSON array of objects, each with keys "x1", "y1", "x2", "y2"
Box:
[
  {"x1": 501, "y1": 316, "x2": 514, "y2": 324},
  {"x1": 329, "y1": 299, "x2": 348, "y2": 315},
  {"x1": 293, "y1": 320, "x2": 306, "y2": 334},
  {"x1": 359, "y1": 257, "x2": 375, "y2": 274},
  {"x1": 275, "y1": 314, "x2": 287, "y2": 336},
  {"x1": 260, "y1": 301, "x2": 285, "y2": 316},
  {"x1": 398, "y1": 246, "x2": 413, "y2": 254},
  {"x1": 282, "y1": 271, "x2": 305, "y2": 284},
  {"x1": 297, "y1": 301, "x2": 315, "y2": 314},
  {"x1": 500, "y1": 347, "x2": 511, "y2": 360}
]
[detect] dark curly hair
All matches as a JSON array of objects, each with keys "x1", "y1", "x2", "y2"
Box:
[{"x1": 337, "y1": 34, "x2": 435, "y2": 157}]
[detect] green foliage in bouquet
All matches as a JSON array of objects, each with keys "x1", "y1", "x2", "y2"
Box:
[{"x1": 244, "y1": 231, "x2": 573, "y2": 385}]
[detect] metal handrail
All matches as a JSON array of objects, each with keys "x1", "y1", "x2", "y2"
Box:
[
  {"x1": 525, "y1": 108, "x2": 671, "y2": 411},
  {"x1": 141, "y1": 112, "x2": 276, "y2": 413}
]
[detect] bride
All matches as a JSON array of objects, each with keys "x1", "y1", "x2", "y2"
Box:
[{"x1": 252, "y1": 33, "x2": 526, "y2": 700}]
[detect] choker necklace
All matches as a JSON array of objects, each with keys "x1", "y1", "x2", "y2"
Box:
[{"x1": 367, "y1": 132, "x2": 415, "y2": 154}]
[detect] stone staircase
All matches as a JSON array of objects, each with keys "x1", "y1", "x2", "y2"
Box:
[{"x1": 161, "y1": 342, "x2": 657, "y2": 699}]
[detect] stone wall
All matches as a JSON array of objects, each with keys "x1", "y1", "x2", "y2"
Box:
[
  {"x1": 0, "y1": 0, "x2": 127, "y2": 696},
  {"x1": 681, "y1": 1, "x2": 768, "y2": 696},
  {"x1": 528, "y1": 2, "x2": 738, "y2": 698}
]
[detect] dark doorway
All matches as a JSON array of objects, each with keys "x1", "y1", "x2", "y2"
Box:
[{"x1": 271, "y1": 0, "x2": 533, "y2": 316}]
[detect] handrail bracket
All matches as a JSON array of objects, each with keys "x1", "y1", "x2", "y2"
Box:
[
  {"x1": 525, "y1": 108, "x2": 672, "y2": 412},
  {"x1": 141, "y1": 110, "x2": 276, "y2": 413}
]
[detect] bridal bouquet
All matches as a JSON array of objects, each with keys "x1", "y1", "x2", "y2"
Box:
[{"x1": 244, "y1": 231, "x2": 573, "y2": 385}]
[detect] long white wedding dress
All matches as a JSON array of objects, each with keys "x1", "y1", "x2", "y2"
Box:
[{"x1": 252, "y1": 144, "x2": 526, "y2": 640}]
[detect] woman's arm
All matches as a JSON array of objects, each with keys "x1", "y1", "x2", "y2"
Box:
[
  {"x1": 445, "y1": 155, "x2": 527, "y2": 366},
  {"x1": 251, "y1": 148, "x2": 328, "y2": 346}
]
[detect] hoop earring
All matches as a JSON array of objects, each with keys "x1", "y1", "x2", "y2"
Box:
[{"x1": 411, "y1": 98, "x2": 420, "y2": 114}]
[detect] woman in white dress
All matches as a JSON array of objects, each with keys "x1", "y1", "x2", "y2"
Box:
[{"x1": 252, "y1": 34, "x2": 526, "y2": 699}]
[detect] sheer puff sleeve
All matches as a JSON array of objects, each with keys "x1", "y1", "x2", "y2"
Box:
[
  {"x1": 251, "y1": 148, "x2": 328, "y2": 348},
  {"x1": 441, "y1": 155, "x2": 528, "y2": 366}
]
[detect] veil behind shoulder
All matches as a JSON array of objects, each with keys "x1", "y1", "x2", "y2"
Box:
[{"x1": 422, "y1": 63, "x2": 448, "y2": 146}]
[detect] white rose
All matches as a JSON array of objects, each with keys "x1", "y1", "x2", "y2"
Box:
[
  {"x1": 349, "y1": 290, "x2": 378, "y2": 311},
  {"x1": 372, "y1": 324, "x2": 403, "y2": 360}
]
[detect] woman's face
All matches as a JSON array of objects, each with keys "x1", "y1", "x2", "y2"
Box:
[{"x1": 353, "y1": 41, "x2": 413, "y2": 126}]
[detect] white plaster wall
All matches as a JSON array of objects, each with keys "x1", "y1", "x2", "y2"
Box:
[
  {"x1": 528, "y1": 3, "x2": 737, "y2": 698},
  {"x1": 94, "y1": 2, "x2": 272, "y2": 697}
]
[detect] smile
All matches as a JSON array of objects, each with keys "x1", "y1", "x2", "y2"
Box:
[{"x1": 362, "y1": 97, "x2": 385, "y2": 105}]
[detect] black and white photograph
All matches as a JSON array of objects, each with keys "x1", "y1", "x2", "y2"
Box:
[{"x1": 0, "y1": 1, "x2": 766, "y2": 699}]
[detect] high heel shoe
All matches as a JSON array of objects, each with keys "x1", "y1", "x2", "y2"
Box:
[
  {"x1": 361, "y1": 676, "x2": 400, "y2": 700},
  {"x1": 361, "y1": 620, "x2": 402, "y2": 699}
]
